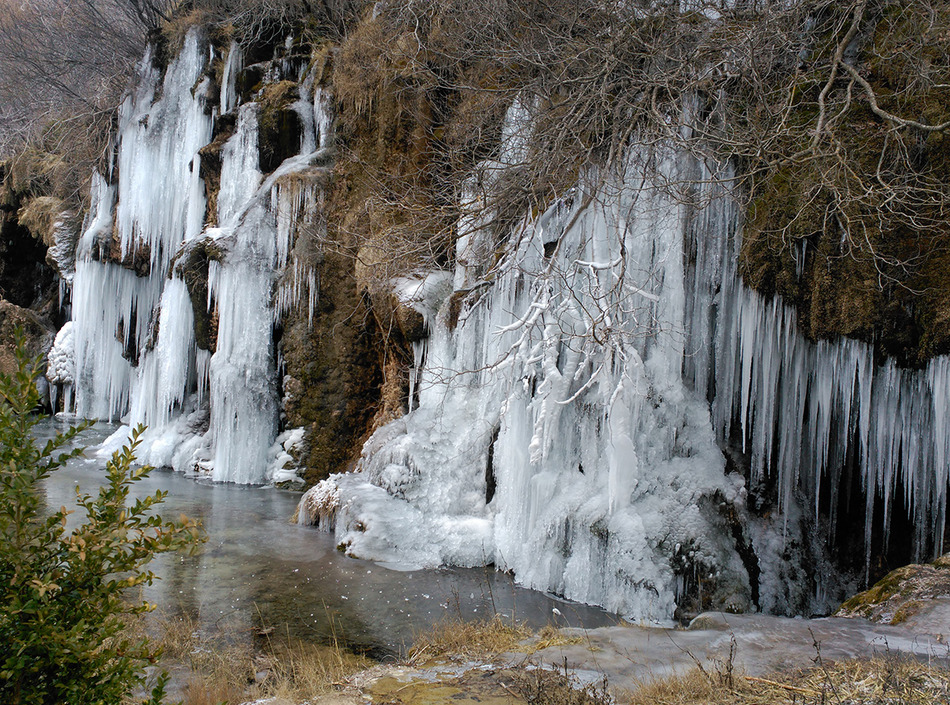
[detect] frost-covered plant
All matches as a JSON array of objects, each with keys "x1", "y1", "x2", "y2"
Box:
[
  {"x1": 0, "y1": 338, "x2": 202, "y2": 704},
  {"x1": 297, "y1": 477, "x2": 341, "y2": 527}
]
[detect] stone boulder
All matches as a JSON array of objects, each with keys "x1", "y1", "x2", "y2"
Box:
[{"x1": 836, "y1": 553, "x2": 950, "y2": 624}]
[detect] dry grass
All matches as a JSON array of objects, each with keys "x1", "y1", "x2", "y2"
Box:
[
  {"x1": 510, "y1": 665, "x2": 611, "y2": 705},
  {"x1": 625, "y1": 657, "x2": 950, "y2": 705},
  {"x1": 125, "y1": 611, "x2": 950, "y2": 705},
  {"x1": 531, "y1": 625, "x2": 585, "y2": 652},
  {"x1": 408, "y1": 614, "x2": 534, "y2": 663},
  {"x1": 408, "y1": 613, "x2": 587, "y2": 665}
]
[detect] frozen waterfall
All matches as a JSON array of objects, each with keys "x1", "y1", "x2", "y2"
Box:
[
  {"x1": 65, "y1": 30, "x2": 331, "y2": 484},
  {"x1": 72, "y1": 32, "x2": 211, "y2": 423},
  {"x1": 308, "y1": 141, "x2": 752, "y2": 619},
  {"x1": 303, "y1": 99, "x2": 950, "y2": 619},
  {"x1": 57, "y1": 29, "x2": 950, "y2": 621}
]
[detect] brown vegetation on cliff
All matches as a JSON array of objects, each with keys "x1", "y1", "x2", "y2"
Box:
[
  {"x1": 742, "y1": 2, "x2": 950, "y2": 366},
  {"x1": 319, "y1": 0, "x2": 950, "y2": 371}
]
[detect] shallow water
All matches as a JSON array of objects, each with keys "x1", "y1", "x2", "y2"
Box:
[{"x1": 34, "y1": 418, "x2": 617, "y2": 655}]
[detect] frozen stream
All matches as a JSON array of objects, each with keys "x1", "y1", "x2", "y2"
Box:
[
  {"x1": 35, "y1": 414, "x2": 950, "y2": 677},
  {"x1": 33, "y1": 418, "x2": 616, "y2": 656}
]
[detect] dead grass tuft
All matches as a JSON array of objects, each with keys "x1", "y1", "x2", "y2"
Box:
[
  {"x1": 159, "y1": 9, "x2": 211, "y2": 56},
  {"x1": 530, "y1": 625, "x2": 585, "y2": 652},
  {"x1": 510, "y1": 665, "x2": 611, "y2": 705},
  {"x1": 625, "y1": 657, "x2": 950, "y2": 705},
  {"x1": 409, "y1": 614, "x2": 533, "y2": 663}
]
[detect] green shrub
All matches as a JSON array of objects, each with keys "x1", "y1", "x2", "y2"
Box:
[{"x1": 0, "y1": 341, "x2": 203, "y2": 704}]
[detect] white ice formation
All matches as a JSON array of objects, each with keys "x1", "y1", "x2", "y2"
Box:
[
  {"x1": 266, "y1": 427, "x2": 307, "y2": 484},
  {"x1": 305, "y1": 100, "x2": 950, "y2": 620},
  {"x1": 54, "y1": 32, "x2": 950, "y2": 621},
  {"x1": 62, "y1": 30, "x2": 331, "y2": 484}
]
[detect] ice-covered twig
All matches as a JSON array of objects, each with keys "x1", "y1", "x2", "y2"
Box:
[{"x1": 556, "y1": 363, "x2": 604, "y2": 406}]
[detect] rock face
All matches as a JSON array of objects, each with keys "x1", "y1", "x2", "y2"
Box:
[
  {"x1": 0, "y1": 166, "x2": 62, "y2": 322},
  {"x1": 0, "y1": 166, "x2": 61, "y2": 395},
  {"x1": 0, "y1": 299, "x2": 55, "y2": 378},
  {"x1": 836, "y1": 553, "x2": 950, "y2": 625},
  {"x1": 740, "y1": 7, "x2": 950, "y2": 368},
  {"x1": 280, "y1": 247, "x2": 382, "y2": 485}
]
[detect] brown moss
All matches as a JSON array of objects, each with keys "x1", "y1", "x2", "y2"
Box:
[
  {"x1": 914, "y1": 249, "x2": 950, "y2": 359},
  {"x1": 330, "y1": 10, "x2": 469, "y2": 292},
  {"x1": 306, "y1": 41, "x2": 336, "y2": 85},
  {"x1": 159, "y1": 9, "x2": 212, "y2": 58},
  {"x1": 373, "y1": 355, "x2": 407, "y2": 430},
  {"x1": 17, "y1": 196, "x2": 70, "y2": 248},
  {"x1": 6, "y1": 149, "x2": 72, "y2": 200},
  {"x1": 0, "y1": 300, "x2": 55, "y2": 377},
  {"x1": 741, "y1": 5, "x2": 950, "y2": 367},
  {"x1": 280, "y1": 247, "x2": 382, "y2": 485}
]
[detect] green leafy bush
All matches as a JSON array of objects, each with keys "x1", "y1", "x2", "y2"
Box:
[{"x1": 0, "y1": 342, "x2": 203, "y2": 704}]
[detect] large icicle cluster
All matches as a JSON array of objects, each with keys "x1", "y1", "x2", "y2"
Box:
[
  {"x1": 306, "y1": 122, "x2": 752, "y2": 619},
  {"x1": 72, "y1": 34, "x2": 211, "y2": 423},
  {"x1": 64, "y1": 29, "x2": 332, "y2": 484},
  {"x1": 712, "y1": 264, "x2": 950, "y2": 567},
  {"x1": 304, "y1": 97, "x2": 950, "y2": 620}
]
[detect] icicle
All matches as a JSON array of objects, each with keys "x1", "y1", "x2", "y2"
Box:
[
  {"x1": 317, "y1": 133, "x2": 746, "y2": 620},
  {"x1": 196, "y1": 348, "x2": 211, "y2": 404},
  {"x1": 128, "y1": 277, "x2": 196, "y2": 431},
  {"x1": 314, "y1": 87, "x2": 334, "y2": 149},
  {"x1": 220, "y1": 41, "x2": 243, "y2": 115},
  {"x1": 114, "y1": 30, "x2": 211, "y2": 274},
  {"x1": 219, "y1": 104, "x2": 263, "y2": 228},
  {"x1": 72, "y1": 30, "x2": 212, "y2": 424},
  {"x1": 711, "y1": 225, "x2": 950, "y2": 568}
]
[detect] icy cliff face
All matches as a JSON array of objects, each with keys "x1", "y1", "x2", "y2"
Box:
[
  {"x1": 73, "y1": 33, "x2": 211, "y2": 423},
  {"x1": 305, "y1": 99, "x2": 950, "y2": 619},
  {"x1": 59, "y1": 30, "x2": 950, "y2": 621},
  {"x1": 308, "y1": 131, "x2": 753, "y2": 619},
  {"x1": 66, "y1": 30, "x2": 331, "y2": 484},
  {"x1": 714, "y1": 264, "x2": 950, "y2": 572}
]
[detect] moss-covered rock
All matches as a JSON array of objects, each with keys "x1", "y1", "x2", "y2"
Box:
[
  {"x1": 741, "y1": 4, "x2": 950, "y2": 368},
  {"x1": 172, "y1": 238, "x2": 223, "y2": 353},
  {"x1": 836, "y1": 553, "x2": 950, "y2": 624},
  {"x1": 197, "y1": 112, "x2": 237, "y2": 227},
  {"x1": 0, "y1": 300, "x2": 55, "y2": 377},
  {"x1": 280, "y1": 247, "x2": 382, "y2": 485},
  {"x1": 84, "y1": 223, "x2": 151, "y2": 278},
  {"x1": 258, "y1": 80, "x2": 303, "y2": 173}
]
